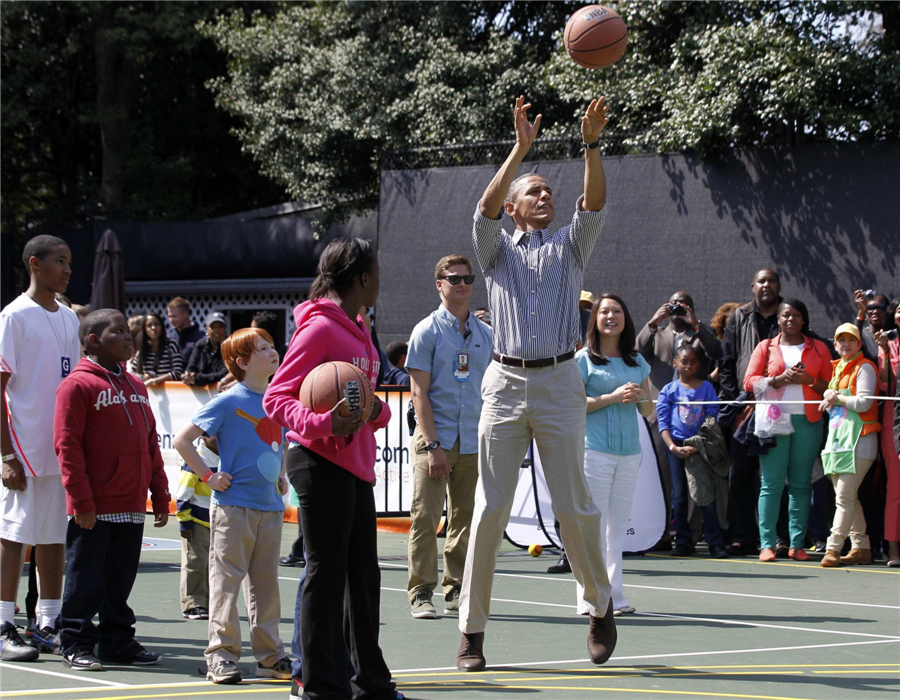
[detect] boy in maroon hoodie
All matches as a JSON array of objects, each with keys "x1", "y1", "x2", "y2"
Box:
[{"x1": 54, "y1": 309, "x2": 170, "y2": 671}]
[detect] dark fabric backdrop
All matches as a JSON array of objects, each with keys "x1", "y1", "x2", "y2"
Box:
[{"x1": 376, "y1": 142, "x2": 899, "y2": 347}]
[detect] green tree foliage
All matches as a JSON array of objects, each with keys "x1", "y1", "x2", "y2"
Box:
[
  {"x1": 0, "y1": 2, "x2": 286, "y2": 234},
  {"x1": 550, "y1": 1, "x2": 900, "y2": 153},
  {"x1": 202, "y1": 1, "x2": 582, "y2": 230},
  {"x1": 204, "y1": 1, "x2": 897, "y2": 232}
]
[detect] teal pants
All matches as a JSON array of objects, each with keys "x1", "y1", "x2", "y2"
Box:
[{"x1": 758, "y1": 414, "x2": 823, "y2": 550}]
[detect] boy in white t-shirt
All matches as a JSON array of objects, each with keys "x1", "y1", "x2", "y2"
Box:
[{"x1": 0, "y1": 235, "x2": 80, "y2": 661}]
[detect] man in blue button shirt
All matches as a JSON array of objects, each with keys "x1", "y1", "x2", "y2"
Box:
[{"x1": 406, "y1": 255, "x2": 492, "y2": 622}]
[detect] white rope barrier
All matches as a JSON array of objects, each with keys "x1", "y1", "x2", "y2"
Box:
[{"x1": 666, "y1": 396, "x2": 898, "y2": 405}]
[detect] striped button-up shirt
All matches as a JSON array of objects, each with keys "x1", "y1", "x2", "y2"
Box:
[{"x1": 472, "y1": 197, "x2": 606, "y2": 360}]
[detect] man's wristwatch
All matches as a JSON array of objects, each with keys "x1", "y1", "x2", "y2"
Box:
[
  {"x1": 583, "y1": 139, "x2": 601, "y2": 150},
  {"x1": 425, "y1": 441, "x2": 441, "y2": 452}
]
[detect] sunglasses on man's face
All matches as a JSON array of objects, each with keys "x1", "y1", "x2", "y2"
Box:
[
  {"x1": 441, "y1": 274, "x2": 476, "y2": 286},
  {"x1": 867, "y1": 302, "x2": 887, "y2": 311}
]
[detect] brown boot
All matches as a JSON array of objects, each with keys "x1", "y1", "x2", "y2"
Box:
[
  {"x1": 457, "y1": 632, "x2": 486, "y2": 672},
  {"x1": 839, "y1": 548, "x2": 872, "y2": 566},
  {"x1": 820, "y1": 549, "x2": 842, "y2": 567},
  {"x1": 587, "y1": 600, "x2": 617, "y2": 665}
]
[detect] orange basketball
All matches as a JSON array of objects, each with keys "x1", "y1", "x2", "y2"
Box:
[
  {"x1": 299, "y1": 361, "x2": 373, "y2": 417},
  {"x1": 564, "y1": 5, "x2": 628, "y2": 69}
]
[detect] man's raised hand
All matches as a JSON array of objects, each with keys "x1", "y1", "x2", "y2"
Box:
[
  {"x1": 581, "y1": 97, "x2": 610, "y2": 144},
  {"x1": 514, "y1": 95, "x2": 542, "y2": 149}
]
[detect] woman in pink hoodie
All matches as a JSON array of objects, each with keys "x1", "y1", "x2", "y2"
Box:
[{"x1": 264, "y1": 238, "x2": 402, "y2": 700}]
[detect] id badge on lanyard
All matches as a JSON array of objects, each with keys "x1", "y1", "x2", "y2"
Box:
[
  {"x1": 454, "y1": 351, "x2": 470, "y2": 382},
  {"x1": 61, "y1": 356, "x2": 71, "y2": 378}
]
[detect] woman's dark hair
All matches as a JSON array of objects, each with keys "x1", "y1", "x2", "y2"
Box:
[
  {"x1": 778, "y1": 298, "x2": 811, "y2": 336},
  {"x1": 135, "y1": 312, "x2": 169, "y2": 375},
  {"x1": 586, "y1": 293, "x2": 638, "y2": 367},
  {"x1": 309, "y1": 237, "x2": 377, "y2": 300}
]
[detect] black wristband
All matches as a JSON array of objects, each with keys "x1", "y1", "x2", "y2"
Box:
[{"x1": 583, "y1": 139, "x2": 601, "y2": 150}]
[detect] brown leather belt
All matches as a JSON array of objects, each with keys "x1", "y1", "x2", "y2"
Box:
[{"x1": 492, "y1": 350, "x2": 575, "y2": 369}]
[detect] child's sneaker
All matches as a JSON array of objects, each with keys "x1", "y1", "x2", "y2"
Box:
[
  {"x1": 98, "y1": 643, "x2": 161, "y2": 666},
  {"x1": 62, "y1": 648, "x2": 103, "y2": 671},
  {"x1": 183, "y1": 607, "x2": 209, "y2": 620},
  {"x1": 24, "y1": 618, "x2": 37, "y2": 638},
  {"x1": 31, "y1": 626, "x2": 61, "y2": 654},
  {"x1": 1, "y1": 622, "x2": 39, "y2": 661},
  {"x1": 257, "y1": 656, "x2": 292, "y2": 679},
  {"x1": 207, "y1": 658, "x2": 243, "y2": 684},
  {"x1": 289, "y1": 677, "x2": 304, "y2": 697}
]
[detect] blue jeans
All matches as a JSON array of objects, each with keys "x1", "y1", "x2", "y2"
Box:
[{"x1": 667, "y1": 442, "x2": 724, "y2": 549}]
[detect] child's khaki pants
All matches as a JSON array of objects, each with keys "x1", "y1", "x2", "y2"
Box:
[{"x1": 205, "y1": 503, "x2": 286, "y2": 666}]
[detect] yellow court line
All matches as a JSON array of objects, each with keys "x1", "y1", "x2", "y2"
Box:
[
  {"x1": 496, "y1": 671, "x2": 806, "y2": 682},
  {"x1": 35, "y1": 691, "x2": 286, "y2": 700},
  {"x1": 644, "y1": 552, "x2": 900, "y2": 575},
  {"x1": 0, "y1": 680, "x2": 284, "y2": 697},
  {"x1": 407, "y1": 682, "x2": 818, "y2": 700},
  {"x1": 812, "y1": 669, "x2": 900, "y2": 674}
]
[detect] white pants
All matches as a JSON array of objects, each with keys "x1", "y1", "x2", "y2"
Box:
[{"x1": 576, "y1": 450, "x2": 641, "y2": 614}]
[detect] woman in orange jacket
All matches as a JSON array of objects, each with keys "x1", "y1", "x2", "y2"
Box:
[{"x1": 743, "y1": 299, "x2": 832, "y2": 562}]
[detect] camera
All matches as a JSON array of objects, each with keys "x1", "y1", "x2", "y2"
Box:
[
  {"x1": 667, "y1": 303, "x2": 687, "y2": 317},
  {"x1": 864, "y1": 289, "x2": 877, "y2": 300}
]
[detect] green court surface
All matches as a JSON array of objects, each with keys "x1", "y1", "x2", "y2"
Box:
[{"x1": 1, "y1": 519, "x2": 898, "y2": 700}]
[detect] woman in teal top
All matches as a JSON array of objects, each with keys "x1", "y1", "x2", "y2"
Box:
[{"x1": 574, "y1": 294, "x2": 653, "y2": 617}]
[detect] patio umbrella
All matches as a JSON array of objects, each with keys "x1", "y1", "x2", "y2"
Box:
[{"x1": 89, "y1": 228, "x2": 125, "y2": 312}]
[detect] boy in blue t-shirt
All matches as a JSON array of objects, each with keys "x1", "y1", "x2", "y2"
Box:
[
  {"x1": 657, "y1": 345, "x2": 727, "y2": 559},
  {"x1": 174, "y1": 327, "x2": 291, "y2": 685}
]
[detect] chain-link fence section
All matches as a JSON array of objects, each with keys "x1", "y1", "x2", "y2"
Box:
[{"x1": 382, "y1": 131, "x2": 648, "y2": 171}]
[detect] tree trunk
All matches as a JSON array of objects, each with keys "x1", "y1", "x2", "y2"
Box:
[{"x1": 94, "y1": 7, "x2": 137, "y2": 216}]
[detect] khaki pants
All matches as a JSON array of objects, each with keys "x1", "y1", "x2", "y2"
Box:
[
  {"x1": 180, "y1": 524, "x2": 210, "y2": 611},
  {"x1": 206, "y1": 503, "x2": 286, "y2": 666},
  {"x1": 407, "y1": 429, "x2": 479, "y2": 604},
  {"x1": 827, "y1": 457, "x2": 875, "y2": 551},
  {"x1": 459, "y1": 360, "x2": 611, "y2": 634}
]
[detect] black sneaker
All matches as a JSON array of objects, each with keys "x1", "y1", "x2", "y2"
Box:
[
  {"x1": 98, "y1": 643, "x2": 161, "y2": 666},
  {"x1": 547, "y1": 553, "x2": 571, "y2": 574},
  {"x1": 183, "y1": 607, "x2": 209, "y2": 620},
  {"x1": 62, "y1": 648, "x2": 103, "y2": 671},
  {"x1": 24, "y1": 618, "x2": 37, "y2": 638},
  {"x1": 1, "y1": 622, "x2": 39, "y2": 661},
  {"x1": 290, "y1": 676, "x2": 304, "y2": 697},
  {"x1": 31, "y1": 625, "x2": 62, "y2": 654},
  {"x1": 672, "y1": 544, "x2": 695, "y2": 557},
  {"x1": 279, "y1": 553, "x2": 306, "y2": 568}
]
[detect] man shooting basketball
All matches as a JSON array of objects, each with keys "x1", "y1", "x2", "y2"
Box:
[{"x1": 456, "y1": 95, "x2": 616, "y2": 671}]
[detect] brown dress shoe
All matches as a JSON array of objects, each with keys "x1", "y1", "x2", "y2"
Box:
[
  {"x1": 820, "y1": 549, "x2": 842, "y2": 567},
  {"x1": 588, "y1": 601, "x2": 617, "y2": 665},
  {"x1": 839, "y1": 548, "x2": 872, "y2": 566},
  {"x1": 457, "y1": 632, "x2": 486, "y2": 672}
]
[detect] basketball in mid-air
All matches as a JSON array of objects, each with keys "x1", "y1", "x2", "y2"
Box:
[
  {"x1": 299, "y1": 361, "x2": 373, "y2": 417},
  {"x1": 564, "y1": 5, "x2": 628, "y2": 69}
]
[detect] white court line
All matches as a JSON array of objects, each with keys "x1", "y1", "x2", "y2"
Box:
[
  {"x1": 634, "y1": 611, "x2": 900, "y2": 640},
  {"x1": 9, "y1": 639, "x2": 899, "y2": 696},
  {"x1": 390, "y1": 638, "x2": 900, "y2": 673},
  {"x1": 491, "y1": 571, "x2": 900, "y2": 611},
  {"x1": 380, "y1": 564, "x2": 900, "y2": 611},
  {"x1": 298, "y1": 576, "x2": 900, "y2": 641},
  {"x1": 0, "y1": 661, "x2": 128, "y2": 687}
]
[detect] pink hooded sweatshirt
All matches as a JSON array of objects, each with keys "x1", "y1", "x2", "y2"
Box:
[{"x1": 263, "y1": 298, "x2": 390, "y2": 482}]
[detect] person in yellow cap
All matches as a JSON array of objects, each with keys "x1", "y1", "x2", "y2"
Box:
[{"x1": 818, "y1": 323, "x2": 881, "y2": 567}]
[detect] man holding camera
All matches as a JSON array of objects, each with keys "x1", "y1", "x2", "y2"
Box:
[{"x1": 638, "y1": 292, "x2": 721, "y2": 398}]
